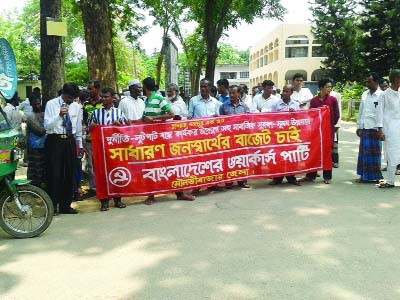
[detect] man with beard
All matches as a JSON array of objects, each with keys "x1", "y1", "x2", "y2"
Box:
[{"x1": 165, "y1": 83, "x2": 188, "y2": 119}]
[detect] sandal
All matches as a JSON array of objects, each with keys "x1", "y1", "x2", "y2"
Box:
[
  {"x1": 144, "y1": 196, "x2": 157, "y2": 205},
  {"x1": 238, "y1": 182, "x2": 251, "y2": 188},
  {"x1": 355, "y1": 178, "x2": 380, "y2": 184},
  {"x1": 269, "y1": 181, "x2": 281, "y2": 185},
  {"x1": 177, "y1": 194, "x2": 195, "y2": 201},
  {"x1": 191, "y1": 189, "x2": 200, "y2": 196},
  {"x1": 297, "y1": 177, "x2": 313, "y2": 183},
  {"x1": 100, "y1": 200, "x2": 109, "y2": 212},
  {"x1": 225, "y1": 183, "x2": 234, "y2": 189},
  {"x1": 377, "y1": 182, "x2": 395, "y2": 188},
  {"x1": 114, "y1": 199, "x2": 126, "y2": 208},
  {"x1": 323, "y1": 179, "x2": 331, "y2": 184},
  {"x1": 289, "y1": 180, "x2": 302, "y2": 186}
]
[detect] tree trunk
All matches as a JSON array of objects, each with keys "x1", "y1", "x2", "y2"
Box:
[
  {"x1": 194, "y1": 65, "x2": 202, "y2": 96},
  {"x1": 190, "y1": 71, "x2": 197, "y2": 97},
  {"x1": 203, "y1": 0, "x2": 232, "y2": 84},
  {"x1": 80, "y1": 0, "x2": 118, "y2": 91},
  {"x1": 204, "y1": 42, "x2": 218, "y2": 84},
  {"x1": 40, "y1": 0, "x2": 65, "y2": 104},
  {"x1": 190, "y1": 55, "x2": 205, "y2": 96}
]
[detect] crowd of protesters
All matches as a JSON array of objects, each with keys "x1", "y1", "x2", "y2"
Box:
[{"x1": 2, "y1": 69, "x2": 399, "y2": 215}]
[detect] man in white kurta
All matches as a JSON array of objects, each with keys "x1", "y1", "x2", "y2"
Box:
[
  {"x1": 376, "y1": 69, "x2": 400, "y2": 187},
  {"x1": 166, "y1": 83, "x2": 188, "y2": 119},
  {"x1": 118, "y1": 79, "x2": 145, "y2": 122}
]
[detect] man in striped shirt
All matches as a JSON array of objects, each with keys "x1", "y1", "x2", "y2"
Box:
[
  {"x1": 89, "y1": 87, "x2": 129, "y2": 211},
  {"x1": 141, "y1": 77, "x2": 195, "y2": 204}
]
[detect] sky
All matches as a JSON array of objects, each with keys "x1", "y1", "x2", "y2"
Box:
[{"x1": 1, "y1": 0, "x2": 312, "y2": 53}]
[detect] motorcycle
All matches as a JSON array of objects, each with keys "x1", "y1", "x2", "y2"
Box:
[{"x1": 0, "y1": 109, "x2": 53, "y2": 238}]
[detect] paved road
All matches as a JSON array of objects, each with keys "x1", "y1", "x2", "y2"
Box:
[{"x1": 1, "y1": 122, "x2": 400, "y2": 300}]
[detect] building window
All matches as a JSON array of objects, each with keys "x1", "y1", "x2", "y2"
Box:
[
  {"x1": 286, "y1": 40, "x2": 309, "y2": 45},
  {"x1": 312, "y1": 46, "x2": 325, "y2": 57},
  {"x1": 274, "y1": 49, "x2": 279, "y2": 61},
  {"x1": 220, "y1": 72, "x2": 237, "y2": 79},
  {"x1": 240, "y1": 72, "x2": 249, "y2": 79},
  {"x1": 285, "y1": 47, "x2": 308, "y2": 58}
]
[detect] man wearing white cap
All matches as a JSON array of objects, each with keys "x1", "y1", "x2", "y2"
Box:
[{"x1": 118, "y1": 79, "x2": 145, "y2": 122}]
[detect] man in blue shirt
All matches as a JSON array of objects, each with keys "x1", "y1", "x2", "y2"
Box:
[
  {"x1": 217, "y1": 78, "x2": 230, "y2": 104},
  {"x1": 188, "y1": 78, "x2": 220, "y2": 119},
  {"x1": 219, "y1": 85, "x2": 250, "y2": 115}
]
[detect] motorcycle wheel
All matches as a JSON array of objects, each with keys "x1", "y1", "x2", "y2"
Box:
[{"x1": 0, "y1": 184, "x2": 54, "y2": 238}]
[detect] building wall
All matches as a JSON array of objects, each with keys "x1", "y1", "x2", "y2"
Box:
[
  {"x1": 17, "y1": 80, "x2": 42, "y2": 100},
  {"x1": 214, "y1": 64, "x2": 250, "y2": 87},
  {"x1": 249, "y1": 24, "x2": 326, "y2": 90}
]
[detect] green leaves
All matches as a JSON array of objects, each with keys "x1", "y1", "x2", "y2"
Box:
[
  {"x1": 310, "y1": 0, "x2": 363, "y2": 83},
  {"x1": 217, "y1": 44, "x2": 249, "y2": 65},
  {"x1": 359, "y1": 0, "x2": 400, "y2": 77}
]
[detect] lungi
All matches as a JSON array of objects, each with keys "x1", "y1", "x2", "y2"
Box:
[{"x1": 357, "y1": 129, "x2": 383, "y2": 181}]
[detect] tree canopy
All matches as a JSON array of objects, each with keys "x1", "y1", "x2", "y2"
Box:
[
  {"x1": 182, "y1": 0, "x2": 285, "y2": 83},
  {"x1": 310, "y1": 0, "x2": 362, "y2": 83}
]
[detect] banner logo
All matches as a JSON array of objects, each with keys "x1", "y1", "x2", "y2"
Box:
[{"x1": 108, "y1": 167, "x2": 132, "y2": 187}]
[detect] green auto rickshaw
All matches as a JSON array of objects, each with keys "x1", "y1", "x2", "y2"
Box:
[{"x1": 0, "y1": 106, "x2": 53, "y2": 238}]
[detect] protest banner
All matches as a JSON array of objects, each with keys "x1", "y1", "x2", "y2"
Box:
[{"x1": 91, "y1": 107, "x2": 332, "y2": 198}]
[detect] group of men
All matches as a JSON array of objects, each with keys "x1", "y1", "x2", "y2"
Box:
[
  {"x1": 356, "y1": 70, "x2": 400, "y2": 188},
  {"x1": 35, "y1": 67, "x2": 400, "y2": 215}
]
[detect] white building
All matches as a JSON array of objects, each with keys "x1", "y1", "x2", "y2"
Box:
[
  {"x1": 214, "y1": 64, "x2": 250, "y2": 87},
  {"x1": 249, "y1": 24, "x2": 327, "y2": 90}
]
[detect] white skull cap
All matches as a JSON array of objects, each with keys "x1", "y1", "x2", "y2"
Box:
[{"x1": 128, "y1": 79, "x2": 140, "y2": 87}]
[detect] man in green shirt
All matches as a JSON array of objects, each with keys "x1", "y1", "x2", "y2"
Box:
[
  {"x1": 142, "y1": 77, "x2": 174, "y2": 122},
  {"x1": 141, "y1": 77, "x2": 195, "y2": 204}
]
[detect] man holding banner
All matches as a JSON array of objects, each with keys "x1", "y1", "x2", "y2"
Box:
[
  {"x1": 141, "y1": 77, "x2": 195, "y2": 205},
  {"x1": 299, "y1": 79, "x2": 339, "y2": 184},
  {"x1": 267, "y1": 84, "x2": 302, "y2": 186},
  {"x1": 219, "y1": 85, "x2": 251, "y2": 189},
  {"x1": 89, "y1": 87, "x2": 128, "y2": 211}
]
